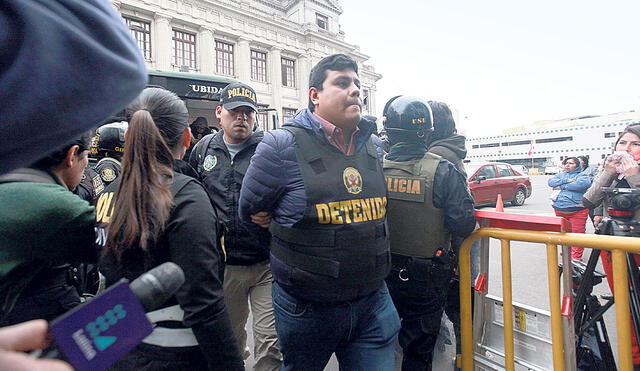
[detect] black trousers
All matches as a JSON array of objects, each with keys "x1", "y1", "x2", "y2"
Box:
[{"x1": 386, "y1": 255, "x2": 454, "y2": 371}]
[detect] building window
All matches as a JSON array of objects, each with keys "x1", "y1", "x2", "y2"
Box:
[
  {"x1": 536, "y1": 136, "x2": 573, "y2": 144},
  {"x1": 282, "y1": 108, "x2": 297, "y2": 121},
  {"x1": 604, "y1": 132, "x2": 616, "y2": 138},
  {"x1": 124, "y1": 17, "x2": 151, "y2": 60},
  {"x1": 479, "y1": 143, "x2": 500, "y2": 148},
  {"x1": 251, "y1": 50, "x2": 267, "y2": 82},
  {"x1": 173, "y1": 29, "x2": 196, "y2": 69},
  {"x1": 316, "y1": 13, "x2": 329, "y2": 30},
  {"x1": 501, "y1": 139, "x2": 531, "y2": 147},
  {"x1": 281, "y1": 58, "x2": 296, "y2": 87},
  {"x1": 215, "y1": 41, "x2": 234, "y2": 76},
  {"x1": 257, "y1": 104, "x2": 269, "y2": 131}
]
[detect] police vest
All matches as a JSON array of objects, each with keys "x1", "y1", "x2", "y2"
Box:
[
  {"x1": 94, "y1": 179, "x2": 118, "y2": 248},
  {"x1": 77, "y1": 167, "x2": 104, "y2": 205},
  {"x1": 95, "y1": 157, "x2": 121, "y2": 186},
  {"x1": 269, "y1": 127, "x2": 390, "y2": 290},
  {"x1": 383, "y1": 152, "x2": 451, "y2": 258}
]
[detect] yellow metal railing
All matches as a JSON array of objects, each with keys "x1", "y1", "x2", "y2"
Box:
[{"x1": 459, "y1": 227, "x2": 640, "y2": 371}]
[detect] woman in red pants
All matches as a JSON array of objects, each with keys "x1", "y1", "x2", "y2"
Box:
[{"x1": 548, "y1": 157, "x2": 592, "y2": 260}]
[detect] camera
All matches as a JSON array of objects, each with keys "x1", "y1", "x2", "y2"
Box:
[{"x1": 597, "y1": 187, "x2": 640, "y2": 237}]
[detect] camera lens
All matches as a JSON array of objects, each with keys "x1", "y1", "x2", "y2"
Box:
[{"x1": 614, "y1": 195, "x2": 634, "y2": 210}]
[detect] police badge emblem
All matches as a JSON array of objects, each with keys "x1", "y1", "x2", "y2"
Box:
[
  {"x1": 343, "y1": 167, "x2": 363, "y2": 194},
  {"x1": 203, "y1": 155, "x2": 217, "y2": 171},
  {"x1": 100, "y1": 167, "x2": 116, "y2": 182}
]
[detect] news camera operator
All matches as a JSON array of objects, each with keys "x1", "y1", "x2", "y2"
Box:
[
  {"x1": 97, "y1": 88, "x2": 243, "y2": 370},
  {"x1": 583, "y1": 123, "x2": 640, "y2": 368}
]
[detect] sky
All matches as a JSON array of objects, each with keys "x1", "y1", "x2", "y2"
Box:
[{"x1": 338, "y1": 1, "x2": 640, "y2": 137}]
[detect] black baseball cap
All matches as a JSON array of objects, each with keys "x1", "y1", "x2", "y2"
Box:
[{"x1": 219, "y1": 82, "x2": 258, "y2": 112}]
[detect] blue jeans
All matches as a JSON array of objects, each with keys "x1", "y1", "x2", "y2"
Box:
[{"x1": 272, "y1": 281, "x2": 400, "y2": 371}]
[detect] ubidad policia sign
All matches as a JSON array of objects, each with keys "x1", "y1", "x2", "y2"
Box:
[{"x1": 148, "y1": 72, "x2": 231, "y2": 101}]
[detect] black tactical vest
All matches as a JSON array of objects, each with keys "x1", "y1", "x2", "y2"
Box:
[
  {"x1": 95, "y1": 157, "x2": 121, "y2": 187},
  {"x1": 76, "y1": 167, "x2": 104, "y2": 205},
  {"x1": 383, "y1": 153, "x2": 451, "y2": 258},
  {"x1": 269, "y1": 127, "x2": 390, "y2": 290}
]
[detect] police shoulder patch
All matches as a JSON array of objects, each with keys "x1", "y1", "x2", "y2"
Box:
[
  {"x1": 100, "y1": 167, "x2": 116, "y2": 182},
  {"x1": 203, "y1": 155, "x2": 217, "y2": 171},
  {"x1": 343, "y1": 167, "x2": 363, "y2": 194}
]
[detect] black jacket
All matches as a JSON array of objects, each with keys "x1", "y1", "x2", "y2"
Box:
[
  {"x1": 190, "y1": 130, "x2": 270, "y2": 265},
  {"x1": 99, "y1": 171, "x2": 243, "y2": 370}
]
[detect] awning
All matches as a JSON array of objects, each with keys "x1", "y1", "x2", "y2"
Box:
[{"x1": 147, "y1": 70, "x2": 237, "y2": 101}]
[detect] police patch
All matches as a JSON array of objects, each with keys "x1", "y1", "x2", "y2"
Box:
[
  {"x1": 203, "y1": 155, "x2": 217, "y2": 171},
  {"x1": 100, "y1": 168, "x2": 116, "y2": 182},
  {"x1": 343, "y1": 167, "x2": 363, "y2": 194}
]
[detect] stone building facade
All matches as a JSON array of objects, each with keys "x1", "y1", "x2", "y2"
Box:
[{"x1": 112, "y1": 0, "x2": 381, "y2": 130}]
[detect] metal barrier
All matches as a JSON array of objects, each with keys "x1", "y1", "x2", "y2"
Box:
[{"x1": 459, "y1": 227, "x2": 640, "y2": 371}]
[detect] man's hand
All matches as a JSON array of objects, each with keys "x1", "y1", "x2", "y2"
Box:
[
  {"x1": 0, "y1": 320, "x2": 72, "y2": 371},
  {"x1": 250, "y1": 211, "x2": 272, "y2": 228}
]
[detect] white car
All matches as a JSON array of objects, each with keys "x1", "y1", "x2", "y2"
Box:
[{"x1": 544, "y1": 165, "x2": 562, "y2": 175}]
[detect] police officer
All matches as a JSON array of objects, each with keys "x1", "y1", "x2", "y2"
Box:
[
  {"x1": 189, "y1": 82, "x2": 282, "y2": 370},
  {"x1": 74, "y1": 167, "x2": 104, "y2": 205},
  {"x1": 92, "y1": 121, "x2": 127, "y2": 187},
  {"x1": 382, "y1": 96, "x2": 476, "y2": 370},
  {"x1": 239, "y1": 54, "x2": 400, "y2": 370}
]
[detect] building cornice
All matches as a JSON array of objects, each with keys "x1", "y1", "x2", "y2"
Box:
[{"x1": 120, "y1": 0, "x2": 365, "y2": 58}]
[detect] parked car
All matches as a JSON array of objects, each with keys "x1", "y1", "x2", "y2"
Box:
[
  {"x1": 464, "y1": 162, "x2": 532, "y2": 206},
  {"x1": 544, "y1": 165, "x2": 562, "y2": 175},
  {"x1": 511, "y1": 165, "x2": 529, "y2": 176}
]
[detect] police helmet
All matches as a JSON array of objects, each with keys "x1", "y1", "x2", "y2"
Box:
[
  {"x1": 382, "y1": 96, "x2": 434, "y2": 143},
  {"x1": 95, "y1": 121, "x2": 128, "y2": 158}
]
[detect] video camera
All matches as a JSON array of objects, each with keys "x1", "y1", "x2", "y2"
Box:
[{"x1": 597, "y1": 187, "x2": 640, "y2": 237}]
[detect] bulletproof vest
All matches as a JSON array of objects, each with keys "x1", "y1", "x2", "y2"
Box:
[
  {"x1": 95, "y1": 157, "x2": 121, "y2": 186},
  {"x1": 269, "y1": 127, "x2": 390, "y2": 290},
  {"x1": 95, "y1": 179, "x2": 119, "y2": 248},
  {"x1": 383, "y1": 152, "x2": 451, "y2": 258},
  {"x1": 76, "y1": 167, "x2": 104, "y2": 205}
]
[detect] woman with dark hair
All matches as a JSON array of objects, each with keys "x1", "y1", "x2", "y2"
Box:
[
  {"x1": 98, "y1": 88, "x2": 243, "y2": 370},
  {"x1": 548, "y1": 156, "x2": 591, "y2": 260},
  {"x1": 583, "y1": 123, "x2": 640, "y2": 367}
]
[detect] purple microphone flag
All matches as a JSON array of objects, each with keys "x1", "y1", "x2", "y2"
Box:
[{"x1": 49, "y1": 281, "x2": 153, "y2": 371}]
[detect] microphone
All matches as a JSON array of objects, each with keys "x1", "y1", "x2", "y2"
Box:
[
  {"x1": 129, "y1": 262, "x2": 185, "y2": 311},
  {"x1": 40, "y1": 262, "x2": 185, "y2": 371}
]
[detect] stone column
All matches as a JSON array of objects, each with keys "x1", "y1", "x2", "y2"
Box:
[
  {"x1": 154, "y1": 13, "x2": 173, "y2": 71},
  {"x1": 269, "y1": 47, "x2": 283, "y2": 116},
  {"x1": 199, "y1": 27, "x2": 215, "y2": 75},
  {"x1": 236, "y1": 37, "x2": 251, "y2": 82},
  {"x1": 369, "y1": 85, "x2": 378, "y2": 117},
  {"x1": 297, "y1": 54, "x2": 310, "y2": 110}
]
